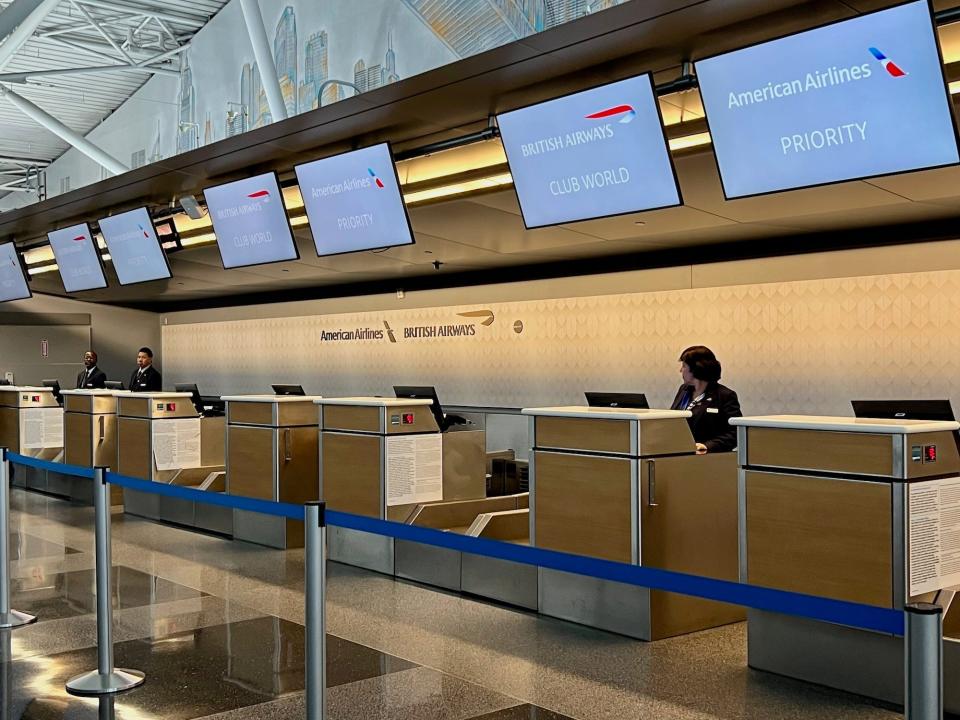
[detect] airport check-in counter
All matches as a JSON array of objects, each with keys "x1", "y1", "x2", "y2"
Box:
[
  {"x1": 223, "y1": 395, "x2": 321, "y2": 550},
  {"x1": 61, "y1": 389, "x2": 125, "y2": 505},
  {"x1": 117, "y1": 392, "x2": 229, "y2": 535},
  {"x1": 0, "y1": 386, "x2": 65, "y2": 496},
  {"x1": 732, "y1": 414, "x2": 960, "y2": 711},
  {"x1": 317, "y1": 397, "x2": 487, "y2": 576},
  {"x1": 523, "y1": 406, "x2": 744, "y2": 640}
]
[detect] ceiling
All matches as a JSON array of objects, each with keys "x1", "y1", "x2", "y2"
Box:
[{"x1": 9, "y1": 0, "x2": 960, "y2": 310}]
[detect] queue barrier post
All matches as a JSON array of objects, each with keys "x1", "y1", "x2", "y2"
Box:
[
  {"x1": 0, "y1": 447, "x2": 35, "y2": 629},
  {"x1": 905, "y1": 602, "x2": 943, "y2": 720},
  {"x1": 304, "y1": 501, "x2": 327, "y2": 720},
  {"x1": 65, "y1": 467, "x2": 145, "y2": 696}
]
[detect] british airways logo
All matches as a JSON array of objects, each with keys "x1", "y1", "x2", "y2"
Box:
[
  {"x1": 585, "y1": 104, "x2": 636, "y2": 124},
  {"x1": 868, "y1": 47, "x2": 906, "y2": 77},
  {"x1": 247, "y1": 189, "x2": 271, "y2": 202},
  {"x1": 72, "y1": 235, "x2": 86, "y2": 242}
]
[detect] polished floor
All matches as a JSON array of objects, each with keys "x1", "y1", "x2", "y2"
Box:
[{"x1": 3, "y1": 488, "x2": 906, "y2": 719}]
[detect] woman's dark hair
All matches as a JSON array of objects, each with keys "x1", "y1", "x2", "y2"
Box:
[{"x1": 679, "y1": 345, "x2": 722, "y2": 383}]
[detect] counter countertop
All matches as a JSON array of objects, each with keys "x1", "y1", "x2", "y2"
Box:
[
  {"x1": 315, "y1": 397, "x2": 433, "y2": 407},
  {"x1": 0, "y1": 386, "x2": 53, "y2": 392},
  {"x1": 121, "y1": 392, "x2": 194, "y2": 400},
  {"x1": 222, "y1": 394, "x2": 323, "y2": 403},
  {"x1": 730, "y1": 414, "x2": 960, "y2": 434},
  {"x1": 521, "y1": 406, "x2": 691, "y2": 421},
  {"x1": 60, "y1": 389, "x2": 127, "y2": 396}
]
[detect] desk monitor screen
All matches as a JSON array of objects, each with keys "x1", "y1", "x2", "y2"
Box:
[
  {"x1": 294, "y1": 143, "x2": 415, "y2": 257},
  {"x1": 104, "y1": 380, "x2": 124, "y2": 390},
  {"x1": 393, "y1": 385, "x2": 447, "y2": 431},
  {"x1": 41, "y1": 379, "x2": 62, "y2": 404},
  {"x1": 174, "y1": 383, "x2": 204, "y2": 415},
  {"x1": 48, "y1": 223, "x2": 108, "y2": 292},
  {"x1": 694, "y1": 0, "x2": 960, "y2": 199},
  {"x1": 497, "y1": 73, "x2": 680, "y2": 228},
  {"x1": 0, "y1": 241, "x2": 31, "y2": 302},
  {"x1": 98, "y1": 207, "x2": 173, "y2": 285},
  {"x1": 585, "y1": 392, "x2": 649, "y2": 409},
  {"x1": 852, "y1": 399, "x2": 955, "y2": 422},
  {"x1": 203, "y1": 171, "x2": 299, "y2": 269},
  {"x1": 272, "y1": 384, "x2": 305, "y2": 396}
]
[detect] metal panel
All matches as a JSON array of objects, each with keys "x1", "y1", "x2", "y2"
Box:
[
  {"x1": 538, "y1": 567, "x2": 651, "y2": 640},
  {"x1": 461, "y1": 554, "x2": 538, "y2": 610}
]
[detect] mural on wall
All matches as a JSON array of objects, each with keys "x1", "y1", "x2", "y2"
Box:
[{"x1": 0, "y1": 0, "x2": 627, "y2": 211}]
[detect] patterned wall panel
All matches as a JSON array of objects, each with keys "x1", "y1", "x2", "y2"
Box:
[{"x1": 163, "y1": 269, "x2": 960, "y2": 416}]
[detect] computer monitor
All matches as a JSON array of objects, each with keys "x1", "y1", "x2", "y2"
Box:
[
  {"x1": 272, "y1": 384, "x2": 305, "y2": 396},
  {"x1": 0, "y1": 379, "x2": 9, "y2": 386},
  {"x1": 851, "y1": 399, "x2": 955, "y2": 422},
  {"x1": 393, "y1": 385, "x2": 449, "y2": 431},
  {"x1": 104, "y1": 380, "x2": 124, "y2": 390},
  {"x1": 41, "y1": 379, "x2": 62, "y2": 405},
  {"x1": 585, "y1": 392, "x2": 649, "y2": 410},
  {"x1": 175, "y1": 383, "x2": 205, "y2": 415}
]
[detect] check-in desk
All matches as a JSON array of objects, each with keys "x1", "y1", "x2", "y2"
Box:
[
  {"x1": 61, "y1": 389, "x2": 124, "y2": 505},
  {"x1": 733, "y1": 414, "x2": 960, "y2": 711},
  {"x1": 317, "y1": 397, "x2": 487, "y2": 576},
  {"x1": 524, "y1": 406, "x2": 744, "y2": 640},
  {"x1": 223, "y1": 395, "x2": 321, "y2": 550},
  {"x1": 116, "y1": 392, "x2": 229, "y2": 535},
  {"x1": 0, "y1": 386, "x2": 65, "y2": 496}
]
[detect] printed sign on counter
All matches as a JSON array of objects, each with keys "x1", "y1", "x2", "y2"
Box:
[
  {"x1": 20, "y1": 408, "x2": 64, "y2": 450},
  {"x1": 152, "y1": 418, "x2": 202, "y2": 472},
  {"x1": 385, "y1": 434, "x2": 443, "y2": 506},
  {"x1": 908, "y1": 476, "x2": 960, "y2": 596}
]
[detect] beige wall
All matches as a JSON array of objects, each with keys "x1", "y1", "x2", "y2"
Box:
[{"x1": 162, "y1": 238, "x2": 960, "y2": 417}]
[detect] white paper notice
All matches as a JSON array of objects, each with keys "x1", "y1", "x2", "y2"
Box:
[
  {"x1": 20, "y1": 407, "x2": 64, "y2": 450},
  {"x1": 152, "y1": 418, "x2": 201, "y2": 471},
  {"x1": 385, "y1": 433, "x2": 443, "y2": 507},
  {"x1": 908, "y1": 476, "x2": 960, "y2": 596}
]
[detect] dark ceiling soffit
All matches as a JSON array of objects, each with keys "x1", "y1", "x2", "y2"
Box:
[
  {"x1": 0, "y1": 312, "x2": 91, "y2": 326},
  {"x1": 117, "y1": 218, "x2": 960, "y2": 314},
  {"x1": 0, "y1": 0, "x2": 837, "y2": 242}
]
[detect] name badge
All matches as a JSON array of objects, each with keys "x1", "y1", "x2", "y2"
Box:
[{"x1": 706, "y1": 408, "x2": 719, "y2": 414}]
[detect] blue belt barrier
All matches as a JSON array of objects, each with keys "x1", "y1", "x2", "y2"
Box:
[
  {"x1": 7, "y1": 451, "x2": 95, "y2": 479},
  {"x1": 105, "y1": 472, "x2": 304, "y2": 521},
  {"x1": 326, "y1": 509, "x2": 905, "y2": 637}
]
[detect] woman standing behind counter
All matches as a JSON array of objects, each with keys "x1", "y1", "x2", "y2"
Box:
[{"x1": 670, "y1": 346, "x2": 742, "y2": 454}]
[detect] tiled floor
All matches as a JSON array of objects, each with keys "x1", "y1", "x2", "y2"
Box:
[{"x1": 3, "y1": 487, "x2": 905, "y2": 719}]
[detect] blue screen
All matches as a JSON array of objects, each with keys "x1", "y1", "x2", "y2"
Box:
[
  {"x1": 497, "y1": 74, "x2": 681, "y2": 228},
  {"x1": 695, "y1": 0, "x2": 959, "y2": 199},
  {"x1": 204, "y1": 172, "x2": 299, "y2": 268},
  {"x1": 295, "y1": 144, "x2": 414, "y2": 257},
  {"x1": 48, "y1": 223, "x2": 108, "y2": 292},
  {"x1": 99, "y1": 208, "x2": 171, "y2": 286},
  {"x1": 0, "y1": 242, "x2": 30, "y2": 302}
]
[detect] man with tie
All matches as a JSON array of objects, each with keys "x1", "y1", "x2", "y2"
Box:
[
  {"x1": 129, "y1": 347, "x2": 162, "y2": 392},
  {"x1": 75, "y1": 351, "x2": 107, "y2": 389}
]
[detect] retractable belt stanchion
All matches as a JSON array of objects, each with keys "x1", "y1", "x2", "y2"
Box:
[
  {"x1": 304, "y1": 501, "x2": 327, "y2": 720},
  {"x1": 66, "y1": 467, "x2": 145, "y2": 696},
  {"x1": 905, "y1": 602, "x2": 943, "y2": 720},
  {"x1": 0, "y1": 447, "x2": 35, "y2": 629}
]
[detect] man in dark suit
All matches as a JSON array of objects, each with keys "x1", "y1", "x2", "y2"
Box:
[
  {"x1": 670, "y1": 345, "x2": 742, "y2": 454},
  {"x1": 129, "y1": 347, "x2": 162, "y2": 392},
  {"x1": 76, "y1": 351, "x2": 107, "y2": 389}
]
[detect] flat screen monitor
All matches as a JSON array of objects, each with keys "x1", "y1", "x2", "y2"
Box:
[
  {"x1": 852, "y1": 399, "x2": 955, "y2": 422},
  {"x1": 98, "y1": 207, "x2": 173, "y2": 285},
  {"x1": 393, "y1": 385, "x2": 448, "y2": 431},
  {"x1": 496, "y1": 73, "x2": 681, "y2": 228},
  {"x1": 272, "y1": 384, "x2": 305, "y2": 396},
  {"x1": 294, "y1": 143, "x2": 415, "y2": 256},
  {"x1": 585, "y1": 392, "x2": 649, "y2": 409},
  {"x1": 41, "y1": 379, "x2": 62, "y2": 405},
  {"x1": 204, "y1": 172, "x2": 299, "y2": 269},
  {"x1": 0, "y1": 242, "x2": 31, "y2": 302},
  {"x1": 47, "y1": 223, "x2": 108, "y2": 292},
  {"x1": 174, "y1": 383, "x2": 204, "y2": 415},
  {"x1": 104, "y1": 380, "x2": 124, "y2": 390},
  {"x1": 695, "y1": 0, "x2": 960, "y2": 199}
]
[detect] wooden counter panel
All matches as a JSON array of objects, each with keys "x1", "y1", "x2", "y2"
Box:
[
  {"x1": 638, "y1": 417, "x2": 695, "y2": 457},
  {"x1": 227, "y1": 426, "x2": 274, "y2": 500},
  {"x1": 322, "y1": 433, "x2": 381, "y2": 517},
  {"x1": 0, "y1": 407, "x2": 19, "y2": 452},
  {"x1": 533, "y1": 450, "x2": 632, "y2": 562},
  {"x1": 535, "y1": 416, "x2": 631, "y2": 455},
  {"x1": 117, "y1": 418, "x2": 150, "y2": 480},
  {"x1": 276, "y1": 402, "x2": 317, "y2": 427},
  {"x1": 746, "y1": 471, "x2": 893, "y2": 607},
  {"x1": 117, "y1": 397, "x2": 150, "y2": 419},
  {"x1": 64, "y1": 413, "x2": 92, "y2": 467},
  {"x1": 200, "y1": 416, "x2": 225, "y2": 467},
  {"x1": 277, "y1": 426, "x2": 319, "y2": 505},
  {"x1": 95, "y1": 414, "x2": 117, "y2": 469},
  {"x1": 229, "y1": 402, "x2": 273, "y2": 426},
  {"x1": 323, "y1": 405, "x2": 380, "y2": 433},
  {"x1": 747, "y1": 427, "x2": 894, "y2": 476}
]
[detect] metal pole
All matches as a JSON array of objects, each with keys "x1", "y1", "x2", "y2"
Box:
[
  {"x1": 0, "y1": 448, "x2": 35, "y2": 628},
  {"x1": 905, "y1": 602, "x2": 943, "y2": 720},
  {"x1": 66, "y1": 468, "x2": 145, "y2": 696},
  {"x1": 305, "y1": 501, "x2": 327, "y2": 720},
  {"x1": 238, "y1": 0, "x2": 288, "y2": 122}
]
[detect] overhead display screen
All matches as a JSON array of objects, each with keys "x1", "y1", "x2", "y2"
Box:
[
  {"x1": 0, "y1": 242, "x2": 30, "y2": 302},
  {"x1": 294, "y1": 143, "x2": 415, "y2": 256},
  {"x1": 203, "y1": 172, "x2": 299, "y2": 268},
  {"x1": 695, "y1": 0, "x2": 960, "y2": 199},
  {"x1": 497, "y1": 73, "x2": 681, "y2": 228},
  {"x1": 99, "y1": 207, "x2": 172, "y2": 286},
  {"x1": 48, "y1": 223, "x2": 108, "y2": 292}
]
